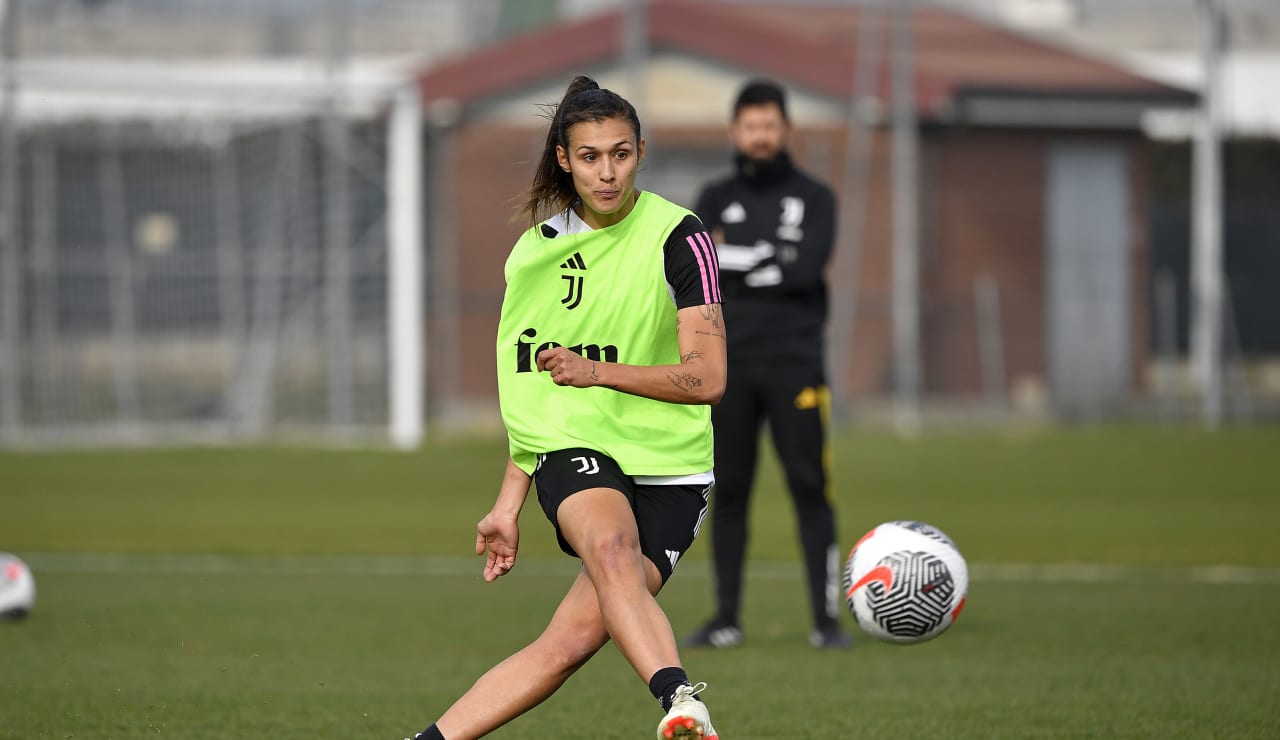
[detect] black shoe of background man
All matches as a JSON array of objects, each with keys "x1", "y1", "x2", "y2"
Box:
[
  {"x1": 682, "y1": 617, "x2": 744, "y2": 649},
  {"x1": 810, "y1": 623, "x2": 854, "y2": 650}
]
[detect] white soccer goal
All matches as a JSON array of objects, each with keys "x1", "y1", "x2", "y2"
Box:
[{"x1": 0, "y1": 60, "x2": 424, "y2": 449}]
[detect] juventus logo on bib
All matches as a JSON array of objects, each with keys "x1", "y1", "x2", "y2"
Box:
[{"x1": 559, "y1": 252, "x2": 587, "y2": 310}]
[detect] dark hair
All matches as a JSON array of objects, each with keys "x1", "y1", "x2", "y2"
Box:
[
  {"x1": 520, "y1": 75, "x2": 642, "y2": 228},
  {"x1": 733, "y1": 78, "x2": 789, "y2": 120}
]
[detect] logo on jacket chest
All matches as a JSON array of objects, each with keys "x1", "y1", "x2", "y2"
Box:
[
  {"x1": 777, "y1": 197, "x2": 805, "y2": 242},
  {"x1": 721, "y1": 202, "x2": 747, "y2": 224},
  {"x1": 721, "y1": 198, "x2": 806, "y2": 242}
]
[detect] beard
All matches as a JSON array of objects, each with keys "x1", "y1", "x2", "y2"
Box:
[{"x1": 735, "y1": 149, "x2": 792, "y2": 184}]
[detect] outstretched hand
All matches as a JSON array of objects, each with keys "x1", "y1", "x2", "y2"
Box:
[{"x1": 475, "y1": 510, "x2": 520, "y2": 582}]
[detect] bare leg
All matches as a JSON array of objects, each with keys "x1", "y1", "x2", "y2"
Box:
[
  {"x1": 435, "y1": 570, "x2": 612, "y2": 740},
  {"x1": 556, "y1": 487, "x2": 680, "y2": 681},
  {"x1": 433, "y1": 488, "x2": 674, "y2": 739}
]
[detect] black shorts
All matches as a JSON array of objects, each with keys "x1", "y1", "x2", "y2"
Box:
[{"x1": 533, "y1": 448, "x2": 710, "y2": 584}]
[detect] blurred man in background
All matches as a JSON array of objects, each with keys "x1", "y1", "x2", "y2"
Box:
[{"x1": 683, "y1": 79, "x2": 850, "y2": 650}]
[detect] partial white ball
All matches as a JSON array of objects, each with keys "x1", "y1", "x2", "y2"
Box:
[
  {"x1": 0, "y1": 553, "x2": 36, "y2": 621},
  {"x1": 843, "y1": 520, "x2": 967, "y2": 644}
]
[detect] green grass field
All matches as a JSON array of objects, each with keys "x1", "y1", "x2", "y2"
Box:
[{"x1": 2, "y1": 425, "x2": 1279, "y2": 739}]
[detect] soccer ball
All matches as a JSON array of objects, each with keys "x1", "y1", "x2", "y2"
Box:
[
  {"x1": 0, "y1": 553, "x2": 36, "y2": 621},
  {"x1": 843, "y1": 520, "x2": 967, "y2": 644}
]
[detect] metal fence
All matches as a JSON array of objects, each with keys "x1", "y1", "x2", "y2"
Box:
[{"x1": 2, "y1": 113, "x2": 396, "y2": 446}]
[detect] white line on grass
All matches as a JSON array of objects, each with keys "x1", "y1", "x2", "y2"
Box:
[{"x1": 13, "y1": 552, "x2": 1280, "y2": 585}]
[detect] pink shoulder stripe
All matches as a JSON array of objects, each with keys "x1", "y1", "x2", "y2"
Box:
[
  {"x1": 692, "y1": 230, "x2": 722, "y2": 303},
  {"x1": 685, "y1": 234, "x2": 713, "y2": 305}
]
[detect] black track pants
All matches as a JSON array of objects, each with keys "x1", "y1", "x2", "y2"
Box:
[{"x1": 709, "y1": 362, "x2": 840, "y2": 630}]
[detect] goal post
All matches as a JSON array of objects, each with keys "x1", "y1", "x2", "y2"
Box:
[{"x1": 387, "y1": 82, "x2": 425, "y2": 450}]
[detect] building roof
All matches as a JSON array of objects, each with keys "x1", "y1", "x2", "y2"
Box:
[
  {"x1": 417, "y1": 0, "x2": 1193, "y2": 125},
  {"x1": 1119, "y1": 51, "x2": 1280, "y2": 140}
]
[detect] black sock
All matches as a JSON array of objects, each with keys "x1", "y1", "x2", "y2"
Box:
[
  {"x1": 411, "y1": 725, "x2": 445, "y2": 740},
  {"x1": 648, "y1": 666, "x2": 691, "y2": 712}
]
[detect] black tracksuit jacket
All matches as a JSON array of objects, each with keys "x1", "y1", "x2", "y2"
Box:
[{"x1": 694, "y1": 151, "x2": 836, "y2": 368}]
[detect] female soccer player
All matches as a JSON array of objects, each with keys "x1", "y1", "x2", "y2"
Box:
[{"x1": 404, "y1": 75, "x2": 725, "y2": 740}]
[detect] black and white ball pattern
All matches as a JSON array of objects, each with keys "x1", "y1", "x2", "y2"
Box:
[
  {"x1": 856, "y1": 550, "x2": 956, "y2": 639},
  {"x1": 887, "y1": 520, "x2": 958, "y2": 548},
  {"x1": 844, "y1": 521, "x2": 968, "y2": 644}
]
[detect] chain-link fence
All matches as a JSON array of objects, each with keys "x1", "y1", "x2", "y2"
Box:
[{"x1": 2, "y1": 110, "x2": 401, "y2": 446}]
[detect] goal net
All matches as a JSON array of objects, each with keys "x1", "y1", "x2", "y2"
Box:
[{"x1": 0, "y1": 61, "x2": 424, "y2": 448}]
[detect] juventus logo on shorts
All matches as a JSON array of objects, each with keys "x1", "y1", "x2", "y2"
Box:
[
  {"x1": 559, "y1": 252, "x2": 587, "y2": 310},
  {"x1": 572, "y1": 455, "x2": 600, "y2": 474}
]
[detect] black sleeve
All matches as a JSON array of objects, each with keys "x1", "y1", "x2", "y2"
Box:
[
  {"x1": 663, "y1": 214, "x2": 722, "y2": 309},
  {"x1": 774, "y1": 183, "x2": 835, "y2": 291}
]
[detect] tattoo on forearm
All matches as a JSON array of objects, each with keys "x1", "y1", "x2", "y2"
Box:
[
  {"x1": 668, "y1": 371, "x2": 703, "y2": 393},
  {"x1": 590, "y1": 361, "x2": 599, "y2": 382},
  {"x1": 696, "y1": 329, "x2": 727, "y2": 339},
  {"x1": 697, "y1": 304, "x2": 723, "y2": 329},
  {"x1": 681, "y1": 350, "x2": 703, "y2": 363}
]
